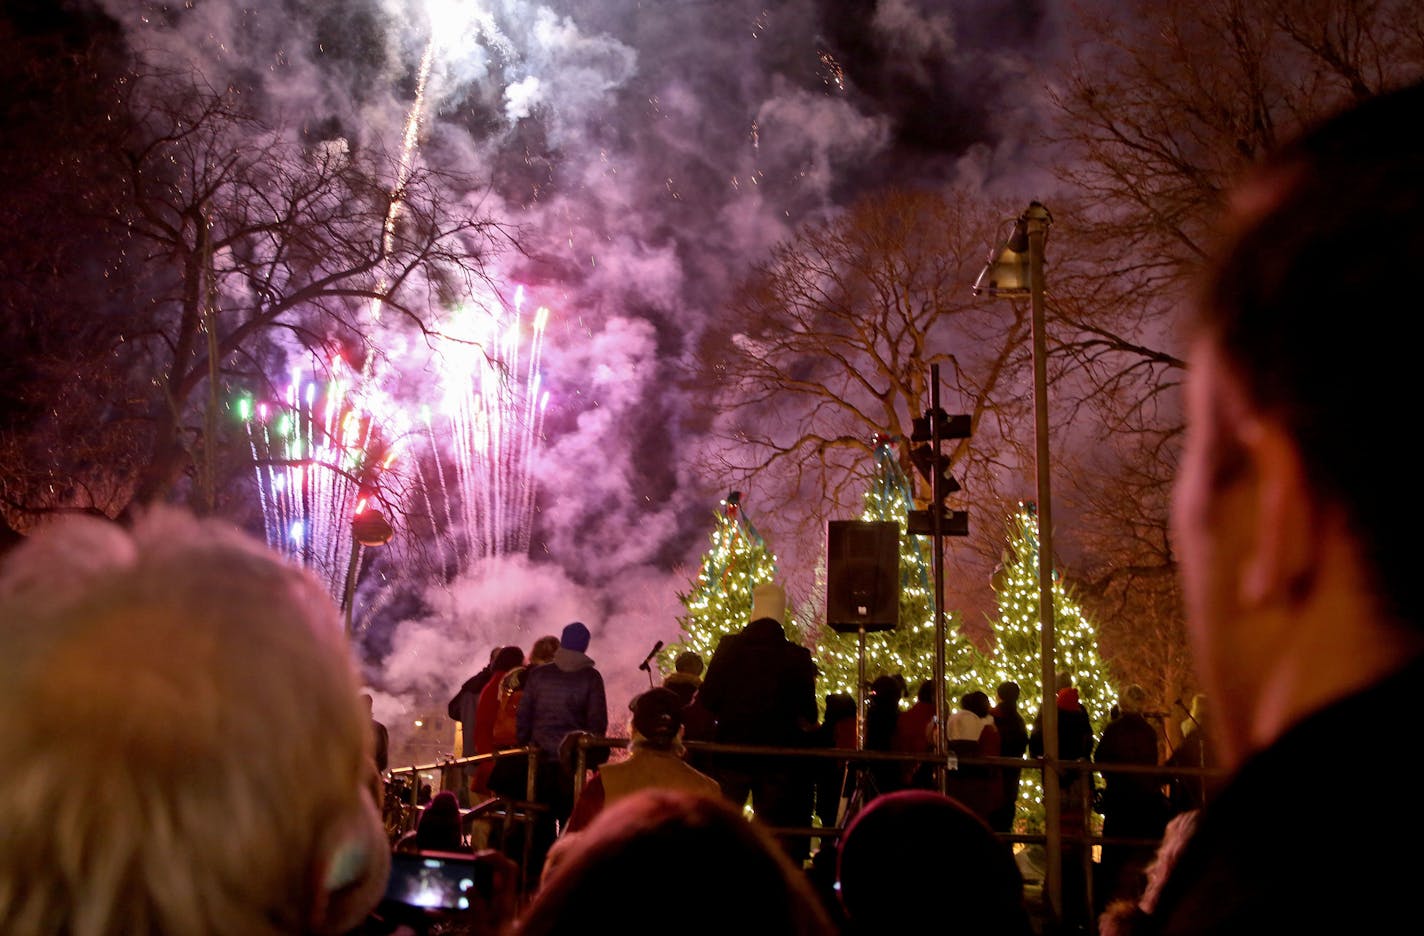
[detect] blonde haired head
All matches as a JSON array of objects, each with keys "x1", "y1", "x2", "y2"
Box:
[{"x1": 0, "y1": 508, "x2": 388, "y2": 935}]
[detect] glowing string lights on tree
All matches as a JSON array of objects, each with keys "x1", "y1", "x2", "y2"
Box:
[
  {"x1": 985, "y1": 501, "x2": 1117, "y2": 832},
  {"x1": 662, "y1": 492, "x2": 785, "y2": 672}
]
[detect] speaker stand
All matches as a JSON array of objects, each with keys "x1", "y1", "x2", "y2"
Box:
[
  {"x1": 836, "y1": 625, "x2": 872, "y2": 829},
  {"x1": 855, "y1": 625, "x2": 867, "y2": 749}
]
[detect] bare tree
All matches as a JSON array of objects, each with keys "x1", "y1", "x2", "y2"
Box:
[
  {"x1": 1044, "y1": 0, "x2": 1424, "y2": 691},
  {"x1": 697, "y1": 187, "x2": 1032, "y2": 587},
  {"x1": 0, "y1": 59, "x2": 508, "y2": 530},
  {"x1": 1052, "y1": 0, "x2": 1424, "y2": 399}
]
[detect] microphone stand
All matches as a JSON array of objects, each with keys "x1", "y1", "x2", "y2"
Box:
[{"x1": 638, "y1": 642, "x2": 662, "y2": 689}]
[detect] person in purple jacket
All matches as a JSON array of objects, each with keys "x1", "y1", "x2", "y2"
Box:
[{"x1": 516, "y1": 621, "x2": 608, "y2": 875}]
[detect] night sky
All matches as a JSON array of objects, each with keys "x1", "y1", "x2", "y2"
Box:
[{"x1": 2, "y1": 0, "x2": 1076, "y2": 748}]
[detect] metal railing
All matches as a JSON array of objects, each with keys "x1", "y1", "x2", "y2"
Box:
[
  {"x1": 387, "y1": 737, "x2": 1227, "y2": 929},
  {"x1": 562, "y1": 735, "x2": 1227, "y2": 929}
]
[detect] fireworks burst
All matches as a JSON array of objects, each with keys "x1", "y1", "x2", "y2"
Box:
[
  {"x1": 237, "y1": 358, "x2": 403, "y2": 601},
  {"x1": 419, "y1": 287, "x2": 551, "y2": 566}
]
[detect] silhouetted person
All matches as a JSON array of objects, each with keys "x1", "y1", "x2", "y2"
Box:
[
  {"x1": 517, "y1": 621, "x2": 607, "y2": 876},
  {"x1": 990, "y1": 680, "x2": 1029, "y2": 833},
  {"x1": 517, "y1": 790, "x2": 834, "y2": 935},
  {"x1": 812, "y1": 693, "x2": 857, "y2": 828},
  {"x1": 699, "y1": 582, "x2": 818, "y2": 862},
  {"x1": 414, "y1": 790, "x2": 466, "y2": 853},
  {"x1": 862, "y1": 674, "x2": 905, "y2": 799},
  {"x1": 893, "y1": 679, "x2": 937, "y2": 790},
  {"x1": 1094, "y1": 685, "x2": 1169, "y2": 911},
  {"x1": 363, "y1": 692, "x2": 390, "y2": 776},
  {"x1": 451, "y1": 646, "x2": 502, "y2": 758},
  {"x1": 837, "y1": 790, "x2": 1034, "y2": 936},
  {"x1": 1166, "y1": 694, "x2": 1220, "y2": 814},
  {"x1": 663, "y1": 649, "x2": 705, "y2": 698},
  {"x1": 1031, "y1": 685, "x2": 1096, "y2": 930},
  {"x1": 448, "y1": 647, "x2": 503, "y2": 807},
  {"x1": 1147, "y1": 80, "x2": 1424, "y2": 933},
  {"x1": 471, "y1": 645, "x2": 525, "y2": 796}
]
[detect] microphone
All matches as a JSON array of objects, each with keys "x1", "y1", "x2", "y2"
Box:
[{"x1": 638, "y1": 640, "x2": 664, "y2": 672}]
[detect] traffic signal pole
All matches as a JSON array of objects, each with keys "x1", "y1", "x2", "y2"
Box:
[{"x1": 928, "y1": 365, "x2": 949, "y2": 795}]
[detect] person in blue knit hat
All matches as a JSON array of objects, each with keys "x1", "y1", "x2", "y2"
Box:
[{"x1": 515, "y1": 621, "x2": 608, "y2": 877}]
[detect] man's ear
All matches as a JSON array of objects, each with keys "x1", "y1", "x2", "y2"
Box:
[
  {"x1": 308, "y1": 787, "x2": 391, "y2": 935},
  {"x1": 1238, "y1": 417, "x2": 1317, "y2": 608}
]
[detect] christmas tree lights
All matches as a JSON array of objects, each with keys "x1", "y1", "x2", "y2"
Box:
[
  {"x1": 986, "y1": 501, "x2": 1116, "y2": 831},
  {"x1": 662, "y1": 493, "x2": 789, "y2": 673}
]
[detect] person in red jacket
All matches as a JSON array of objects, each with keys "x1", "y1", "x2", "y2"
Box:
[
  {"x1": 471, "y1": 645, "x2": 525, "y2": 795},
  {"x1": 893, "y1": 679, "x2": 937, "y2": 789}
]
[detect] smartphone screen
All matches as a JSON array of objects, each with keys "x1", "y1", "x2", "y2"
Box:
[{"x1": 384, "y1": 851, "x2": 483, "y2": 911}]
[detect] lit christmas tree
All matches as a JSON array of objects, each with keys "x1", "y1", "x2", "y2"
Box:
[
  {"x1": 985, "y1": 502, "x2": 1116, "y2": 719},
  {"x1": 811, "y1": 442, "x2": 987, "y2": 705},
  {"x1": 986, "y1": 501, "x2": 1117, "y2": 830},
  {"x1": 661, "y1": 492, "x2": 790, "y2": 673}
]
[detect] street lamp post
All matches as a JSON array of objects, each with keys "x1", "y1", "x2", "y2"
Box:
[
  {"x1": 974, "y1": 201, "x2": 1061, "y2": 926},
  {"x1": 345, "y1": 508, "x2": 395, "y2": 636}
]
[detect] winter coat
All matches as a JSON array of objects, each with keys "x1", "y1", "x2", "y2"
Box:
[
  {"x1": 993, "y1": 703, "x2": 1029, "y2": 759},
  {"x1": 698, "y1": 617, "x2": 818, "y2": 747},
  {"x1": 448, "y1": 664, "x2": 496, "y2": 757},
  {"x1": 1096, "y1": 712, "x2": 1167, "y2": 816},
  {"x1": 516, "y1": 647, "x2": 608, "y2": 762},
  {"x1": 1146, "y1": 654, "x2": 1424, "y2": 934}
]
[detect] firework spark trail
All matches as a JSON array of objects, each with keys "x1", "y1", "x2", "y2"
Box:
[
  {"x1": 519, "y1": 304, "x2": 551, "y2": 556},
  {"x1": 418, "y1": 406, "x2": 459, "y2": 571},
  {"x1": 435, "y1": 296, "x2": 550, "y2": 564},
  {"x1": 368, "y1": 37, "x2": 437, "y2": 332}
]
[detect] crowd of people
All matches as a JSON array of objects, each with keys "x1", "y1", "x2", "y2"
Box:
[{"x1": 2, "y1": 79, "x2": 1422, "y2": 935}]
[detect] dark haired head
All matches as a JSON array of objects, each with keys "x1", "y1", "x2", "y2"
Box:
[
  {"x1": 630, "y1": 687, "x2": 684, "y2": 749},
  {"x1": 517, "y1": 791, "x2": 833, "y2": 935},
  {"x1": 493, "y1": 645, "x2": 525, "y2": 672},
  {"x1": 1198, "y1": 80, "x2": 1424, "y2": 626},
  {"x1": 838, "y1": 791, "x2": 1032, "y2": 934},
  {"x1": 961, "y1": 690, "x2": 991, "y2": 718},
  {"x1": 824, "y1": 693, "x2": 856, "y2": 723}
]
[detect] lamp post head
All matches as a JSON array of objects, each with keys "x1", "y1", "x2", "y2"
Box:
[{"x1": 973, "y1": 202, "x2": 1052, "y2": 298}]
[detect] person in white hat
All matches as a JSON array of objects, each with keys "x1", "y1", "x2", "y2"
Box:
[{"x1": 698, "y1": 582, "x2": 818, "y2": 861}]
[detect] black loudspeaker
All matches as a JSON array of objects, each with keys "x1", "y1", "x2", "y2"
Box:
[{"x1": 826, "y1": 520, "x2": 900, "y2": 633}]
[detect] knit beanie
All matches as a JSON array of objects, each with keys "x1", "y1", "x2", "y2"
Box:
[{"x1": 560, "y1": 621, "x2": 591, "y2": 653}]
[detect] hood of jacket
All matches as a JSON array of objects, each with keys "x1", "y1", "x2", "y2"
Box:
[{"x1": 553, "y1": 646, "x2": 595, "y2": 671}]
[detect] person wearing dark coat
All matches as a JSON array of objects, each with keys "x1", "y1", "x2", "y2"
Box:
[
  {"x1": 515, "y1": 621, "x2": 608, "y2": 877},
  {"x1": 1030, "y1": 685, "x2": 1097, "y2": 931},
  {"x1": 698, "y1": 582, "x2": 818, "y2": 861},
  {"x1": 469, "y1": 645, "x2": 525, "y2": 796},
  {"x1": 989, "y1": 680, "x2": 1029, "y2": 833},
  {"x1": 1095, "y1": 685, "x2": 1170, "y2": 911},
  {"x1": 862, "y1": 675, "x2": 905, "y2": 800},
  {"x1": 414, "y1": 790, "x2": 466, "y2": 853},
  {"x1": 449, "y1": 646, "x2": 502, "y2": 758}
]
